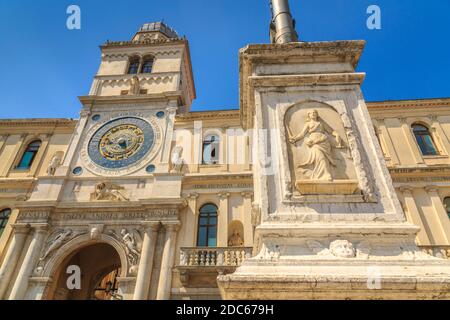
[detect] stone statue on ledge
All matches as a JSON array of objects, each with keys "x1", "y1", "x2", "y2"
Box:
[{"x1": 228, "y1": 230, "x2": 244, "y2": 247}]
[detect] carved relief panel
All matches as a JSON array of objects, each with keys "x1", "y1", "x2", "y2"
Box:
[{"x1": 282, "y1": 101, "x2": 375, "y2": 201}]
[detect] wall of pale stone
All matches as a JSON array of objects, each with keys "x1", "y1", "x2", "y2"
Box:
[{"x1": 368, "y1": 100, "x2": 450, "y2": 247}]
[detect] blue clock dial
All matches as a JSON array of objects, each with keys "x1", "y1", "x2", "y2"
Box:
[{"x1": 88, "y1": 117, "x2": 154, "y2": 169}]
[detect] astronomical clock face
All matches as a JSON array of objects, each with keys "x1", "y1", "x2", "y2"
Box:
[{"x1": 82, "y1": 116, "x2": 162, "y2": 176}]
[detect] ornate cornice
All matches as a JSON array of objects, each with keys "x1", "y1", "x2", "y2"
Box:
[
  {"x1": 0, "y1": 118, "x2": 77, "y2": 128},
  {"x1": 175, "y1": 110, "x2": 240, "y2": 123},
  {"x1": 239, "y1": 40, "x2": 366, "y2": 129},
  {"x1": 367, "y1": 98, "x2": 450, "y2": 110},
  {"x1": 101, "y1": 37, "x2": 187, "y2": 49}
]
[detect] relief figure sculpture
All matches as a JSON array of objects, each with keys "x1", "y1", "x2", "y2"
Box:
[{"x1": 289, "y1": 109, "x2": 342, "y2": 181}]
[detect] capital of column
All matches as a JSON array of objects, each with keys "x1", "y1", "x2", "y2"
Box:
[
  {"x1": 428, "y1": 114, "x2": 438, "y2": 122},
  {"x1": 399, "y1": 186, "x2": 414, "y2": 196},
  {"x1": 143, "y1": 221, "x2": 161, "y2": 233},
  {"x1": 187, "y1": 192, "x2": 199, "y2": 200},
  {"x1": 218, "y1": 192, "x2": 230, "y2": 200},
  {"x1": 31, "y1": 223, "x2": 50, "y2": 235},
  {"x1": 79, "y1": 109, "x2": 91, "y2": 118},
  {"x1": 166, "y1": 106, "x2": 178, "y2": 117},
  {"x1": 425, "y1": 185, "x2": 440, "y2": 195},
  {"x1": 163, "y1": 222, "x2": 181, "y2": 233},
  {"x1": 241, "y1": 192, "x2": 253, "y2": 199},
  {"x1": 399, "y1": 117, "x2": 408, "y2": 125},
  {"x1": 40, "y1": 133, "x2": 52, "y2": 140},
  {"x1": 11, "y1": 224, "x2": 30, "y2": 235}
]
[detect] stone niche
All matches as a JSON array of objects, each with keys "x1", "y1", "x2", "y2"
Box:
[{"x1": 285, "y1": 101, "x2": 359, "y2": 196}]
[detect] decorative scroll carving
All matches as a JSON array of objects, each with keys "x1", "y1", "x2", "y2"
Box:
[{"x1": 91, "y1": 182, "x2": 129, "y2": 202}]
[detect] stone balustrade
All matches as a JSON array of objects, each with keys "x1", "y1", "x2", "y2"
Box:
[
  {"x1": 419, "y1": 246, "x2": 450, "y2": 259},
  {"x1": 179, "y1": 247, "x2": 252, "y2": 267}
]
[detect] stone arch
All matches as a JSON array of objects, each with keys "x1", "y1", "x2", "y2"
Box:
[
  {"x1": 41, "y1": 233, "x2": 129, "y2": 300},
  {"x1": 42, "y1": 233, "x2": 129, "y2": 279}
]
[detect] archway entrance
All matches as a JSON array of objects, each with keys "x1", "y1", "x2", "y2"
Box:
[{"x1": 46, "y1": 243, "x2": 122, "y2": 300}]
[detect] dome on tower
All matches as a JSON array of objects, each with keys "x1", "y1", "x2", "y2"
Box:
[{"x1": 133, "y1": 22, "x2": 179, "y2": 41}]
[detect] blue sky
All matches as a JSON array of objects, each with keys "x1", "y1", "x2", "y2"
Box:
[{"x1": 0, "y1": 0, "x2": 449, "y2": 119}]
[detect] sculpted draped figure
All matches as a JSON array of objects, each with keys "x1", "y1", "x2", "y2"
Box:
[{"x1": 289, "y1": 109, "x2": 343, "y2": 181}]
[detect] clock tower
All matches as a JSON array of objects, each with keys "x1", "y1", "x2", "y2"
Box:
[{"x1": 13, "y1": 22, "x2": 194, "y2": 300}]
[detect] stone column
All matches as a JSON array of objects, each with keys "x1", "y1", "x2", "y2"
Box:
[
  {"x1": 425, "y1": 186, "x2": 450, "y2": 244},
  {"x1": 399, "y1": 118, "x2": 425, "y2": 164},
  {"x1": 156, "y1": 223, "x2": 180, "y2": 300},
  {"x1": 218, "y1": 192, "x2": 230, "y2": 247},
  {"x1": 241, "y1": 192, "x2": 254, "y2": 247},
  {"x1": 0, "y1": 224, "x2": 30, "y2": 299},
  {"x1": 133, "y1": 222, "x2": 160, "y2": 300},
  {"x1": 400, "y1": 187, "x2": 430, "y2": 245},
  {"x1": 9, "y1": 224, "x2": 48, "y2": 300}
]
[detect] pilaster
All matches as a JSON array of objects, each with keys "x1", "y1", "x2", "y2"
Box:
[
  {"x1": 399, "y1": 118, "x2": 425, "y2": 165},
  {"x1": 218, "y1": 192, "x2": 230, "y2": 247},
  {"x1": 425, "y1": 186, "x2": 450, "y2": 244},
  {"x1": 399, "y1": 186, "x2": 430, "y2": 245}
]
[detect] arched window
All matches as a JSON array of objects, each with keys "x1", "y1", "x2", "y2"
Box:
[
  {"x1": 140, "y1": 56, "x2": 154, "y2": 74},
  {"x1": 197, "y1": 204, "x2": 218, "y2": 247},
  {"x1": 412, "y1": 124, "x2": 438, "y2": 156},
  {"x1": 17, "y1": 140, "x2": 41, "y2": 170},
  {"x1": 127, "y1": 57, "x2": 140, "y2": 74},
  {"x1": 0, "y1": 208, "x2": 11, "y2": 237},
  {"x1": 444, "y1": 197, "x2": 450, "y2": 219},
  {"x1": 202, "y1": 134, "x2": 220, "y2": 165}
]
